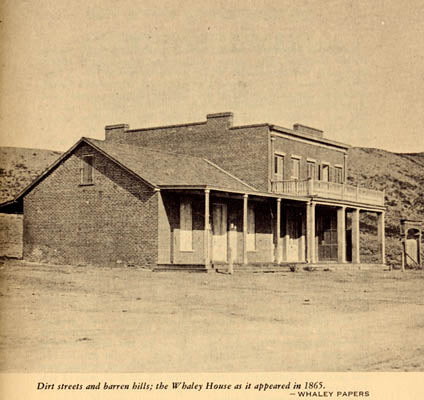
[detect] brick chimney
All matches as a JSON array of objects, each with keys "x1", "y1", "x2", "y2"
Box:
[
  {"x1": 105, "y1": 124, "x2": 129, "y2": 141},
  {"x1": 293, "y1": 123, "x2": 323, "y2": 138},
  {"x1": 206, "y1": 112, "x2": 233, "y2": 129}
]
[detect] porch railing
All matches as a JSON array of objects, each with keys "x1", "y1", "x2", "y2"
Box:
[{"x1": 271, "y1": 179, "x2": 385, "y2": 206}]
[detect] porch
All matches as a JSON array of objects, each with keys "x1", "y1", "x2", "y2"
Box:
[
  {"x1": 271, "y1": 179, "x2": 385, "y2": 207},
  {"x1": 157, "y1": 188, "x2": 386, "y2": 271}
]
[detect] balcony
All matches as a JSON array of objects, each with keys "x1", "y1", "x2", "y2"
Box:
[{"x1": 271, "y1": 179, "x2": 385, "y2": 206}]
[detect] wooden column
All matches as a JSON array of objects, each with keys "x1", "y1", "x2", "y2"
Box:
[
  {"x1": 337, "y1": 206, "x2": 346, "y2": 263},
  {"x1": 306, "y1": 202, "x2": 316, "y2": 263},
  {"x1": 275, "y1": 198, "x2": 282, "y2": 264},
  {"x1": 351, "y1": 208, "x2": 360, "y2": 263},
  {"x1": 243, "y1": 194, "x2": 248, "y2": 265},
  {"x1": 204, "y1": 189, "x2": 210, "y2": 269},
  {"x1": 377, "y1": 211, "x2": 386, "y2": 265},
  {"x1": 418, "y1": 230, "x2": 422, "y2": 267}
]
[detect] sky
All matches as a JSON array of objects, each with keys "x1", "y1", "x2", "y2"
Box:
[{"x1": 1, "y1": 0, "x2": 423, "y2": 152}]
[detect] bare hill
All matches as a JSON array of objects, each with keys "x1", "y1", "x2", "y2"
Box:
[
  {"x1": 0, "y1": 145, "x2": 422, "y2": 265},
  {"x1": 347, "y1": 148, "x2": 424, "y2": 265},
  {"x1": 0, "y1": 147, "x2": 62, "y2": 203},
  {"x1": 347, "y1": 148, "x2": 424, "y2": 233}
]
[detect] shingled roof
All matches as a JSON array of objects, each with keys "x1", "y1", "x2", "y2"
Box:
[{"x1": 84, "y1": 138, "x2": 256, "y2": 191}]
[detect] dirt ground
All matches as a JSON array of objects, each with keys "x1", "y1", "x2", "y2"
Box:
[{"x1": 0, "y1": 259, "x2": 423, "y2": 372}]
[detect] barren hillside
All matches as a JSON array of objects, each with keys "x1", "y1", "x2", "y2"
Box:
[
  {"x1": 347, "y1": 148, "x2": 424, "y2": 264},
  {"x1": 0, "y1": 147, "x2": 62, "y2": 203},
  {"x1": 0, "y1": 146, "x2": 423, "y2": 265}
]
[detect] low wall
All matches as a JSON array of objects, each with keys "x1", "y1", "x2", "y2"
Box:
[{"x1": 0, "y1": 213, "x2": 23, "y2": 258}]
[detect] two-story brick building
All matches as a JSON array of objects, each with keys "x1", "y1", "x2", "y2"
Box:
[{"x1": 7, "y1": 112, "x2": 386, "y2": 270}]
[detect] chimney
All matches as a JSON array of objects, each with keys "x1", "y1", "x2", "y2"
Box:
[
  {"x1": 293, "y1": 123, "x2": 323, "y2": 138},
  {"x1": 206, "y1": 112, "x2": 233, "y2": 129},
  {"x1": 105, "y1": 124, "x2": 129, "y2": 141}
]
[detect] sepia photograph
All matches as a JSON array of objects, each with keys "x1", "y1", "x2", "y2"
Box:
[{"x1": 0, "y1": 0, "x2": 423, "y2": 398}]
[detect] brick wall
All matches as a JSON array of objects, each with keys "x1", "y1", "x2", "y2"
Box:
[
  {"x1": 272, "y1": 134, "x2": 346, "y2": 181},
  {"x1": 23, "y1": 143, "x2": 158, "y2": 266},
  {"x1": 106, "y1": 117, "x2": 270, "y2": 192}
]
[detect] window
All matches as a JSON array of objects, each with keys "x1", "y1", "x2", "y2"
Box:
[
  {"x1": 247, "y1": 205, "x2": 256, "y2": 251},
  {"x1": 307, "y1": 161, "x2": 316, "y2": 179},
  {"x1": 334, "y1": 166, "x2": 343, "y2": 183},
  {"x1": 180, "y1": 199, "x2": 193, "y2": 251},
  {"x1": 273, "y1": 154, "x2": 284, "y2": 180},
  {"x1": 291, "y1": 157, "x2": 300, "y2": 180},
  {"x1": 81, "y1": 155, "x2": 94, "y2": 184},
  {"x1": 321, "y1": 164, "x2": 329, "y2": 182}
]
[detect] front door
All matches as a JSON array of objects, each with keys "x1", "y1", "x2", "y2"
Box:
[
  {"x1": 287, "y1": 215, "x2": 301, "y2": 261},
  {"x1": 212, "y1": 203, "x2": 227, "y2": 262}
]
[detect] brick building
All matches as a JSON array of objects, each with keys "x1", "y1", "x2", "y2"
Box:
[{"x1": 6, "y1": 112, "x2": 386, "y2": 270}]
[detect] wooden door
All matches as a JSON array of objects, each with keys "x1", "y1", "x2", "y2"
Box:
[
  {"x1": 287, "y1": 215, "x2": 301, "y2": 262},
  {"x1": 212, "y1": 203, "x2": 228, "y2": 262}
]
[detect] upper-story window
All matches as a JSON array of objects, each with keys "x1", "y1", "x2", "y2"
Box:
[
  {"x1": 334, "y1": 166, "x2": 343, "y2": 184},
  {"x1": 273, "y1": 154, "x2": 284, "y2": 180},
  {"x1": 81, "y1": 155, "x2": 94, "y2": 185},
  {"x1": 320, "y1": 164, "x2": 329, "y2": 182},
  {"x1": 307, "y1": 160, "x2": 316, "y2": 180},
  {"x1": 291, "y1": 156, "x2": 300, "y2": 180}
]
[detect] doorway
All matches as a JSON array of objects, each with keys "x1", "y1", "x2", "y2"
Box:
[{"x1": 212, "y1": 203, "x2": 228, "y2": 262}]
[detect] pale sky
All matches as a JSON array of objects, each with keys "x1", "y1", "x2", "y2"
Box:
[{"x1": 1, "y1": 0, "x2": 423, "y2": 152}]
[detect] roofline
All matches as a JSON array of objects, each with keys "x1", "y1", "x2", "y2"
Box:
[
  {"x1": 229, "y1": 123, "x2": 269, "y2": 130},
  {"x1": 270, "y1": 125, "x2": 350, "y2": 150},
  {"x1": 83, "y1": 138, "x2": 157, "y2": 189},
  {"x1": 109, "y1": 116, "x2": 349, "y2": 151},
  {"x1": 0, "y1": 199, "x2": 17, "y2": 207},
  {"x1": 10, "y1": 138, "x2": 87, "y2": 202},
  {"x1": 157, "y1": 184, "x2": 310, "y2": 201},
  {"x1": 201, "y1": 158, "x2": 257, "y2": 191},
  {"x1": 126, "y1": 121, "x2": 206, "y2": 133},
  {"x1": 9, "y1": 138, "x2": 159, "y2": 203},
  {"x1": 312, "y1": 197, "x2": 386, "y2": 211}
]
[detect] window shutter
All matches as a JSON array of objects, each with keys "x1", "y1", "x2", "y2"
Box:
[
  {"x1": 82, "y1": 155, "x2": 94, "y2": 184},
  {"x1": 180, "y1": 199, "x2": 193, "y2": 251}
]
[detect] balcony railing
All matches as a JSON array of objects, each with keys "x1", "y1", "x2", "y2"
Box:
[{"x1": 271, "y1": 179, "x2": 385, "y2": 206}]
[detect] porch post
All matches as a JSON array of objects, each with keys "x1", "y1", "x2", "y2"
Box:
[
  {"x1": 337, "y1": 206, "x2": 346, "y2": 263},
  {"x1": 377, "y1": 211, "x2": 386, "y2": 265},
  {"x1": 351, "y1": 208, "x2": 360, "y2": 263},
  {"x1": 204, "y1": 189, "x2": 210, "y2": 269},
  {"x1": 275, "y1": 198, "x2": 282, "y2": 263},
  {"x1": 306, "y1": 201, "x2": 316, "y2": 263},
  {"x1": 243, "y1": 194, "x2": 248, "y2": 265}
]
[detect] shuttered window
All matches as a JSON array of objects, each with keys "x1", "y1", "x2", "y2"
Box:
[
  {"x1": 321, "y1": 164, "x2": 329, "y2": 182},
  {"x1": 334, "y1": 166, "x2": 343, "y2": 183},
  {"x1": 180, "y1": 199, "x2": 193, "y2": 251},
  {"x1": 307, "y1": 161, "x2": 316, "y2": 179},
  {"x1": 274, "y1": 154, "x2": 284, "y2": 180},
  {"x1": 81, "y1": 155, "x2": 94, "y2": 184},
  {"x1": 291, "y1": 157, "x2": 300, "y2": 180}
]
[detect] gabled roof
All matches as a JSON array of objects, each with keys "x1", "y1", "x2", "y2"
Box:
[
  {"x1": 85, "y1": 138, "x2": 256, "y2": 191},
  {"x1": 3, "y1": 137, "x2": 257, "y2": 206}
]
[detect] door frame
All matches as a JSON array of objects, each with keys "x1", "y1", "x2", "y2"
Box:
[{"x1": 211, "y1": 203, "x2": 228, "y2": 263}]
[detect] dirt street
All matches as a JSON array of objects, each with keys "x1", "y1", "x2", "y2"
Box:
[{"x1": 0, "y1": 260, "x2": 423, "y2": 372}]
